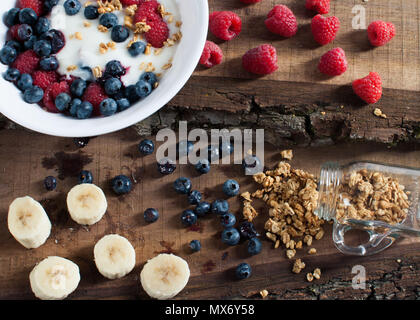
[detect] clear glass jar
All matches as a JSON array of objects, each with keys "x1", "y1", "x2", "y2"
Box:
[{"x1": 315, "y1": 161, "x2": 420, "y2": 256}]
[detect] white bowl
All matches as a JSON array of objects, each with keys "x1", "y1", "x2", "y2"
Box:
[{"x1": 0, "y1": 0, "x2": 208, "y2": 137}]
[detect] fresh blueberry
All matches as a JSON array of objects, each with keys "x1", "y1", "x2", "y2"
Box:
[
  {"x1": 5, "y1": 8, "x2": 20, "y2": 27},
  {"x1": 3, "y1": 68, "x2": 20, "y2": 82},
  {"x1": 157, "y1": 158, "x2": 176, "y2": 175},
  {"x1": 5, "y1": 40, "x2": 22, "y2": 53},
  {"x1": 138, "y1": 139, "x2": 155, "y2": 155},
  {"x1": 173, "y1": 177, "x2": 192, "y2": 195},
  {"x1": 69, "y1": 98, "x2": 82, "y2": 117},
  {"x1": 23, "y1": 35, "x2": 37, "y2": 50},
  {"x1": 99, "y1": 98, "x2": 117, "y2": 116},
  {"x1": 105, "y1": 60, "x2": 125, "y2": 77},
  {"x1": 247, "y1": 237, "x2": 262, "y2": 256},
  {"x1": 76, "y1": 101, "x2": 93, "y2": 119},
  {"x1": 70, "y1": 78, "x2": 87, "y2": 97},
  {"x1": 84, "y1": 5, "x2": 99, "y2": 20},
  {"x1": 44, "y1": 176, "x2": 57, "y2": 191},
  {"x1": 40, "y1": 29, "x2": 65, "y2": 53},
  {"x1": 0, "y1": 46, "x2": 17, "y2": 65},
  {"x1": 194, "y1": 201, "x2": 211, "y2": 217},
  {"x1": 23, "y1": 86, "x2": 44, "y2": 103},
  {"x1": 220, "y1": 213, "x2": 236, "y2": 228},
  {"x1": 222, "y1": 179, "x2": 240, "y2": 197},
  {"x1": 144, "y1": 208, "x2": 159, "y2": 223},
  {"x1": 219, "y1": 141, "x2": 234, "y2": 157},
  {"x1": 34, "y1": 40, "x2": 52, "y2": 57},
  {"x1": 17, "y1": 73, "x2": 33, "y2": 91},
  {"x1": 235, "y1": 263, "x2": 252, "y2": 280},
  {"x1": 116, "y1": 98, "x2": 130, "y2": 112},
  {"x1": 44, "y1": 0, "x2": 59, "y2": 13},
  {"x1": 111, "y1": 25, "x2": 129, "y2": 43},
  {"x1": 111, "y1": 175, "x2": 132, "y2": 195},
  {"x1": 211, "y1": 199, "x2": 229, "y2": 215},
  {"x1": 207, "y1": 145, "x2": 220, "y2": 163},
  {"x1": 64, "y1": 0, "x2": 82, "y2": 15},
  {"x1": 181, "y1": 210, "x2": 197, "y2": 226},
  {"x1": 104, "y1": 77, "x2": 122, "y2": 95},
  {"x1": 79, "y1": 170, "x2": 93, "y2": 184},
  {"x1": 73, "y1": 137, "x2": 90, "y2": 148},
  {"x1": 128, "y1": 41, "x2": 146, "y2": 57},
  {"x1": 177, "y1": 140, "x2": 194, "y2": 158},
  {"x1": 17, "y1": 24, "x2": 33, "y2": 41},
  {"x1": 135, "y1": 80, "x2": 152, "y2": 98},
  {"x1": 221, "y1": 227, "x2": 240, "y2": 246},
  {"x1": 239, "y1": 221, "x2": 259, "y2": 239},
  {"x1": 195, "y1": 159, "x2": 210, "y2": 174},
  {"x1": 99, "y1": 12, "x2": 119, "y2": 28},
  {"x1": 40, "y1": 56, "x2": 59, "y2": 71},
  {"x1": 35, "y1": 17, "x2": 50, "y2": 34},
  {"x1": 125, "y1": 84, "x2": 141, "y2": 103},
  {"x1": 242, "y1": 154, "x2": 263, "y2": 175},
  {"x1": 140, "y1": 72, "x2": 157, "y2": 87},
  {"x1": 54, "y1": 93, "x2": 71, "y2": 111},
  {"x1": 187, "y1": 190, "x2": 202, "y2": 205},
  {"x1": 19, "y1": 8, "x2": 38, "y2": 25},
  {"x1": 189, "y1": 240, "x2": 201, "y2": 252}
]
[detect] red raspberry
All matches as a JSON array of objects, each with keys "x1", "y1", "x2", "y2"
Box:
[
  {"x1": 240, "y1": 0, "x2": 262, "y2": 3},
  {"x1": 242, "y1": 44, "x2": 278, "y2": 75},
  {"x1": 305, "y1": 0, "x2": 330, "y2": 14},
  {"x1": 352, "y1": 72, "x2": 382, "y2": 104},
  {"x1": 83, "y1": 83, "x2": 108, "y2": 116},
  {"x1": 209, "y1": 11, "x2": 222, "y2": 23},
  {"x1": 19, "y1": 0, "x2": 43, "y2": 16},
  {"x1": 318, "y1": 48, "x2": 347, "y2": 76},
  {"x1": 43, "y1": 81, "x2": 70, "y2": 113},
  {"x1": 367, "y1": 21, "x2": 396, "y2": 47},
  {"x1": 311, "y1": 14, "x2": 340, "y2": 45},
  {"x1": 120, "y1": 0, "x2": 141, "y2": 6},
  {"x1": 200, "y1": 41, "x2": 223, "y2": 68},
  {"x1": 209, "y1": 11, "x2": 242, "y2": 41},
  {"x1": 9, "y1": 25, "x2": 20, "y2": 40},
  {"x1": 32, "y1": 71, "x2": 58, "y2": 90},
  {"x1": 265, "y1": 5, "x2": 298, "y2": 38},
  {"x1": 12, "y1": 50, "x2": 40, "y2": 74},
  {"x1": 145, "y1": 19, "x2": 169, "y2": 48},
  {"x1": 134, "y1": 0, "x2": 161, "y2": 23}
]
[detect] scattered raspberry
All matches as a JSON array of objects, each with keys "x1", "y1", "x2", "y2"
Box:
[
  {"x1": 352, "y1": 72, "x2": 382, "y2": 104},
  {"x1": 318, "y1": 47, "x2": 347, "y2": 76},
  {"x1": 9, "y1": 25, "x2": 20, "y2": 40},
  {"x1": 240, "y1": 0, "x2": 262, "y2": 3},
  {"x1": 200, "y1": 41, "x2": 223, "y2": 68},
  {"x1": 19, "y1": 0, "x2": 43, "y2": 16},
  {"x1": 265, "y1": 5, "x2": 298, "y2": 38},
  {"x1": 311, "y1": 14, "x2": 340, "y2": 45},
  {"x1": 134, "y1": 0, "x2": 161, "y2": 23},
  {"x1": 82, "y1": 83, "x2": 108, "y2": 115},
  {"x1": 242, "y1": 44, "x2": 278, "y2": 75},
  {"x1": 32, "y1": 71, "x2": 58, "y2": 90},
  {"x1": 145, "y1": 19, "x2": 169, "y2": 48},
  {"x1": 120, "y1": 0, "x2": 141, "y2": 6},
  {"x1": 12, "y1": 50, "x2": 40, "y2": 74},
  {"x1": 367, "y1": 21, "x2": 396, "y2": 47},
  {"x1": 209, "y1": 11, "x2": 222, "y2": 23},
  {"x1": 305, "y1": 0, "x2": 330, "y2": 14},
  {"x1": 209, "y1": 11, "x2": 242, "y2": 41},
  {"x1": 43, "y1": 81, "x2": 70, "y2": 113}
]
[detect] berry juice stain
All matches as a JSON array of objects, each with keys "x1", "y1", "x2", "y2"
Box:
[
  {"x1": 201, "y1": 260, "x2": 216, "y2": 274},
  {"x1": 154, "y1": 240, "x2": 177, "y2": 254},
  {"x1": 42, "y1": 151, "x2": 93, "y2": 180},
  {"x1": 187, "y1": 222, "x2": 204, "y2": 233}
]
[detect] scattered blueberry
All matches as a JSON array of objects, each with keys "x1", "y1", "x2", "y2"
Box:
[
  {"x1": 195, "y1": 159, "x2": 210, "y2": 174},
  {"x1": 69, "y1": 98, "x2": 82, "y2": 117},
  {"x1": 17, "y1": 24, "x2": 33, "y2": 41},
  {"x1": 135, "y1": 80, "x2": 152, "y2": 98},
  {"x1": 157, "y1": 158, "x2": 176, "y2": 175},
  {"x1": 100, "y1": 98, "x2": 118, "y2": 116},
  {"x1": 173, "y1": 177, "x2": 192, "y2": 195},
  {"x1": 70, "y1": 78, "x2": 87, "y2": 97},
  {"x1": 64, "y1": 0, "x2": 82, "y2": 16},
  {"x1": 23, "y1": 35, "x2": 37, "y2": 50},
  {"x1": 3, "y1": 68, "x2": 20, "y2": 82},
  {"x1": 5, "y1": 8, "x2": 20, "y2": 27},
  {"x1": 181, "y1": 210, "x2": 197, "y2": 226},
  {"x1": 140, "y1": 72, "x2": 157, "y2": 87},
  {"x1": 35, "y1": 17, "x2": 50, "y2": 34},
  {"x1": 138, "y1": 139, "x2": 155, "y2": 155},
  {"x1": 44, "y1": 176, "x2": 57, "y2": 191},
  {"x1": 111, "y1": 175, "x2": 132, "y2": 195},
  {"x1": 76, "y1": 101, "x2": 93, "y2": 119},
  {"x1": 19, "y1": 8, "x2": 38, "y2": 25},
  {"x1": 235, "y1": 263, "x2": 252, "y2": 280},
  {"x1": 40, "y1": 29, "x2": 65, "y2": 53},
  {"x1": 219, "y1": 141, "x2": 234, "y2": 156},
  {"x1": 222, "y1": 179, "x2": 240, "y2": 197},
  {"x1": 116, "y1": 98, "x2": 131, "y2": 112},
  {"x1": 221, "y1": 227, "x2": 240, "y2": 246},
  {"x1": 84, "y1": 5, "x2": 99, "y2": 20},
  {"x1": 104, "y1": 77, "x2": 122, "y2": 95},
  {"x1": 242, "y1": 154, "x2": 263, "y2": 175},
  {"x1": 5, "y1": 40, "x2": 22, "y2": 53},
  {"x1": 44, "y1": 0, "x2": 59, "y2": 13},
  {"x1": 111, "y1": 25, "x2": 130, "y2": 43},
  {"x1": 189, "y1": 240, "x2": 201, "y2": 252},
  {"x1": 0, "y1": 46, "x2": 17, "y2": 65},
  {"x1": 211, "y1": 199, "x2": 229, "y2": 215},
  {"x1": 187, "y1": 190, "x2": 202, "y2": 205},
  {"x1": 194, "y1": 201, "x2": 211, "y2": 217},
  {"x1": 239, "y1": 221, "x2": 259, "y2": 239},
  {"x1": 17, "y1": 73, "x2": 33, "y2": 91},
  {"x1": 40, "y1": 56, "x2": 59, "y2": 71},
  {"x1": 220, "y1": 213, "x2": 236, "y2": 228},
  {"x1": 247, "y1": 237, "x2": 262, "y2": 256},
  {"x1": 125, "y1": 84, "x2": 141, "y2": 103},
  {"x1": 55, "y1": 93, "x2": 71, "y2": 111},
  {"x1": 99, "y1": 12, "x2": 119, "y2": 28},
  {"x1": 78, "y1": 170, "x2": 93, "y2": 184},
  {"x1": 177, "y1": 140, "x2": 194, "y2": 158},
  {"x1": 128, "y1": 41, "x2": 146, "y2": 57},
  {"x1": 73, "y1": 137, "x2": 90, "y2": 148},
  {"x1": 144, "y1": 208, "x2": 159, "y2": 223},
  {"x1": 23, "y1": 86, "x2": 44, "y2": 103},
  {"x1": 105, "y1": 60, "x2": 125, "y2": 77},
  {"x1": 34, "y1": 40, "x2": 52, "y2": 57},
  {"x1": 207, "y1": 145, "x2": 220, "y2": 163}
]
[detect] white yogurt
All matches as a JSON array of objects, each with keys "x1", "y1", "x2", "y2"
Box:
[{"x1": 50, "y1": 0, "x2": 181, "y2": 85}]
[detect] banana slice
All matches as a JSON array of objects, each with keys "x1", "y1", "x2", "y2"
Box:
[
  {"x1": 8, "y1": 196, "x2": 52, "y2": 249},
  {"x1": 66, "y1": 183, "x2": 107, "y2": 225},
  {"x1": 94, "y1": 234, "x2": 136, "y2": 279},
  {"x1": 140, "y1": 253, "x2": 190, "y2": 300},
  {"x1": 29, "y1": 256, "x2": 80, "y2": 300}
]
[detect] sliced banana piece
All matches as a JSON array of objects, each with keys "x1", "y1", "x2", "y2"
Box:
[
  {"x1": 8, "y1": 196, "x2": 52, "y2": 249},
  {"x1": 67, "y1": 183, "x2": 107, "y2": 225},
  {"x1": 140, "y1": 253, "x2": 190, "y2": 300},
  {"x1": 29, "y1": 256, "x2": 80, "y2": 300},
  {"x1": 94, "y1": 234, "x2": 136, "y2": 279}
]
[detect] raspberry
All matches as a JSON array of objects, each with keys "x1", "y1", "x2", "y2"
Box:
[
  {"x1": 200, "y1": 41, "x2": 223, "y2": 68},
  {"x1": 265, "y1": 5, "x2": 298, "y2": 38},
  {"x1": 352, "y1": 72, "x2": 382, "y2": 104},
  {"x1": 120, "y1": 0, "x2": 141, "y2": 6},
  {"x1": 311, "y1": 14, "x2": 340, "y2": 45},
  {"x1": 9, "y1": 25, "x2": 20, "y2": 40},
  {"x1": 318, "y1": 48, "x2": 347, "y2": 76},
  {"x1": 12, "y1": 50, "x2": 39, "y2": 74},
  {"x1": 242, "y1": 44, "x2": 278, "y2": 75},
  {"x1": 43, "y1": 81, "x2": 70, "y2": 113},
  {"x1": 82, "y1": 83, "x2": 109, "y2": 115},
  {"x1": 240, "y1": 0, "x2": 262, "y2": 3},
  {"x1": 32, "y1": 71, "x2": 58, "y2": 90},
  {"x1": 367, "y1": 21, "x2": 396, "y2": 47},
  {"x1": 134, "y1": 0, "x2": 161, "y2": 23},
  {"x1": 305, "y1": 0, "x2": 330, "y2": 14},
  {"x1": 209, "y1": 11, "x2": 242, "y2": 41},
  {"x1": 19, "y1": 0, "x2": 43, "y2": 16},
  {"x1": 209, "y1": 11, "x2": 222, "y2": 23},
  {"x1": 145, "y1": 19, "x2": 169, "y2": 48}
]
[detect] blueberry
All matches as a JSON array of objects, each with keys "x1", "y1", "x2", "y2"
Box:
[
  {"x1": 207, "y1": 145, "x2": 220, "y2": 163},
  {"x1": 54, "y1": 93, "x2": 71, "y2": 111},
  {"x1": 105, "y1": 60, "x2": 125, "y2": 77},
  {"x1": 111, "y1": 25, "x2": 129, "y2": 43},
  {"x1": 17, "y1": 24, "x2": 33, "y2": 41},
  {"x1": 177, "y1": 140, "x2": 194, "y2": 158},
  {"x1": 195, "y1": 159, "x2": 210, "y2": 174},
  {"x1": 69, "y1": 98, "x2": 82, "y2": 117},
  {"x1": 64, "y1": 0, "x2": 82, "y2": 16},
  {"x1": 138, "y1": 139, "x2": 155, "y2": 155},
  {"x1": 220, "y1": 213, "x2": 236, "y2": 228},
  {"x1": 5, "y1": 40, "x2": 22, "y2": 53},
  {"x1": 99, "y1": 12, "x2": 119, "y2": 28},
  {"x1": 144, "y1": 208, "x2": 159, "y2": 223},
  {"x1": 19, "y1": 8, "x2": 37, "y2": 25},
  {"x1": 84, "y1": 5, "x2": 99, "y2": 20},
  {"x1": 34, "y1": 40, "x2": 52, "y2": 57},
  {"x1": 222, "y1": 179, "x2": 240, "y2": 197},
  {"x1": 235, "y1": 263, "x2": 252, "y2": 280},
  {"x1": 242, "y1": 154, "x2": 263, "y2": 175},
  {"x1": 79, "y1": 170, "x2": 93, "y2": 184},
  {"x1": 100, "y1": 98, "x2": 118, "y2": 116},
  {"x1": 104, "y1": 77, "x2": 122, "y2": 95},
  {"x1": 70, "y1": 78, "x2": 87, "y2": 97},
  {"x1": 238, "y1": 221, "x2": 259, "y2": 239},
  {"x1": 219, "y1": 141, "x2": 234, "y2": 157},
  {"x1": 125, "y1": 84, "x2": 141, "y2": 103},
  {"x1": 17, "y1": 73, "x2": 33, "y2": 91},
  {"x1": 3, "y1": 68, "x2": 20, "y2": 82},
  {"x1": 44, "y1": 176, "x2": 57, "y2": 191},
  {"x1": 247, "y1": 237, "x2": 262, "y2": 256},
  {"x1": 211, "y1": 199, "x2": 229, "y2": 215},
  {"x1": 23, "y1": 86, "x2": 44, "y2": 103},
  {"x1": 187, "y1": 190, "x2": 202, "y2": 205},
  {"x1": 173, "y1": 177, "x2": 192, "y2": 195},
  {"x1": 40, "y1": 29, "x2": 65, "y2": 54},
  {"x1": 76, "y1": 101, "x2": 93, "y2": 119},
  {"x1": 157, "y1": 158, "x2": 176, "y2": 175},
  {"x1": 5, "y1": 8, "x2": 20, "y2": 27},
  {"x1": 116, "y1": 98, "x2": 130, "y2": 112},
  {"x1": 189, "y1": 240, "x2": 201, "y2": 252},
  {"x1": 194, "y1": 201, "x2": 211, "y2": 217},
  {"x1": 221, "y1": 227, "x2": 240, "y2": 246},
  {"x1": 40, "y1": 56, "x2": 59, "y2": 71},
  {"x1": 0, "y1": 46, "x2": 17, "y2": 65},
  {"x1": 181, "y1": 210, "x2": 197, "y2": 226},
  {"x1": 128, "y1": 41, "x2": 146, "y2": 57},
  {"x1": 135, "y1": 80, "x2": 152, "y2": 98},
  {"x1": 111, "y1": 175, "x2": 132, "y2": 195},
  {"x1": 24, "y1": 35, "x2": 37, "y2": 50},
  {"x1": 35, "y1": 17, "x2": 50, "y2": 34},
  {"x1": 73, "y1": 137, "x2": 90, "y2": 148},
  {"x1": 140, "y1": 72, "x2": 157, "y2": 87},
  {"x1": 44, "y1": 0, "x2": 59, "y2": 13}
]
